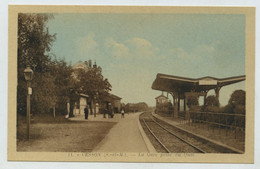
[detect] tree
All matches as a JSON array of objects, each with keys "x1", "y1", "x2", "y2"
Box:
[
  {"x1": 223, "y1": 90, "x2": 246, "y2": 126},
  {"x1": 202, "y1": 95, "x2": 220, "y2": 112},
  {"x1": 205, "y1": 95, "x2": 220, "y2": 107},
  {"x1": 49, "y1": 59, "x2": 75, "y2": 115},
  {"x1": 31, "y1": 72, "x2": 57, "y2": 114},
  {"x1": 18, "y1": 14, "x2": 55, "y2": 74},
  {"x1": 17, "y1": 13, "x2": 56, "y2": 115},
  {"x1": 228, "y1": 90, "x2": 245, "y2": 105},
  {"x1": 70, "y1": 61, "x2": 112, "y2": 115},
  {"x1": 186, "y1": 95, "x2": 199, "y2": 108},
  {"x1": 75, "y1": 64, "x2": 112, "y2": 99},
  {"x1": 224, "y1": 90, "x2": 246, "y2": 114}
]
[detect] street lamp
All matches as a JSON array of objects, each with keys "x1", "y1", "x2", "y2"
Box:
[
  {"x1": 94, "y1": 95, "x2": 97, "y2": 117},
  {"x1": 94, "y1": 91, "x2": 99, "y2": 117},
  {"x1": 24, "y1": 66, "x2": 33, "y2": 140}
]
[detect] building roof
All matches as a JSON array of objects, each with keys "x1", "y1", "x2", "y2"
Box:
[
  {"x1": 152, "y1": 73, "x2": 245, "y2": 93},
  {"x1": 72, "y1": 61, "x2": 89, "y2": 71},
  {"x1": 155, "y1": 94, "x2": 168, "y2": 100},
  {"x1": 102, "y1": 93, "x2": 122, "y2": 102},
  {"x1": 109, "y1": 93, "x2": 122, "y2": 100},
  {"x1": 79, "y1": 93, "x2": 89, "y2": 98}
]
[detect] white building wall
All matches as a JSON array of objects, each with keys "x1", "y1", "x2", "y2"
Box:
[{"x1": 79, "y1": 97, "x2": 87, "y2": 115}]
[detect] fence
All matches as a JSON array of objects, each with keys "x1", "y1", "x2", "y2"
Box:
[{"x1": 184, "y1": 111, "x2": 245, "y2": 139}]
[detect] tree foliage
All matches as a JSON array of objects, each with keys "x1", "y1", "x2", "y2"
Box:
[
  {"x1": 224, "y1": 90, "x2": 246, "y2": 114},
  {"x1": 17, "y1": 13, "x2": 112, "y2": 116},
  {"x1": 17, "y1": 13, "x2": 56, "y2": 115},
  {"x1": 18, "y1": 14, "x2": 55, "y2": 74},
  {"x1": 75, "y1": 65, "x2": 112, "y2": 99},
  {"x1": 49, "y1": 59, "x2": 74, "y2": 114},
  {"x1": 205, "y1": 95, "x2": 220, "y2": 107},
  {"x1": 201, "y1": 95, "x2": 220, "y2": 112},
  {"x1": 155, "y1": 102, "x2": 173, "y2": 114},
  {"x1": 31, "y1": 72, "x2": 57, "y2": 114},
  {"x1": 228, "y1": 90, "x2": 245, "y2": 105},
  {"x1": 186, "y1": 95, "x2": 198, "y2": 108}
]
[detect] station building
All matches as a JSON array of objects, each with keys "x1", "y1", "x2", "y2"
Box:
[
  {"x1": 69, "y1": 60, "x2": 122, "y2": 116},
  {"x1": 155, "y1": 93, "x2": 169, "y2": 106}
]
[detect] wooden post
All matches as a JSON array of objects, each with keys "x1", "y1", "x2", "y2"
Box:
[
  {"x1": 214, "y1": 87, "x2": 221, "y2": 106},
  {"x1": 94, "y1": 99, "x2": 96, "y2": 117},
  {"x1": 26, "y1": 90, "x2": 30, "y2": 140},
  {"x1": 225, "y1": 116, "x2": 228, "y2": 136},
  {"x1": 53, "y1": 105, "x2": 56, "y2": 118},
  {"x1": 174, "y1": 96, "x2": 178, "y2": 118},
  {"x1": 234, "y1": 117, "x2": 237, "y2": 139}
]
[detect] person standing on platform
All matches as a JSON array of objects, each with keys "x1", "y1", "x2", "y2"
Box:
[
  {"x1": 121, "y1": 108, "x2": 125, "y2": 118},
  {"x1": 84, "y1": 105, "x2": 89, "y2": 120}
]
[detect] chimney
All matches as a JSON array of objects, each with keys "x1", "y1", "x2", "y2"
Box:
[
  {"x1": 93, "y1": 60, "x2": 97, "y2": 68},
  {"x1": 89, "y1": 60, "x2": 92, "y2": 68}
]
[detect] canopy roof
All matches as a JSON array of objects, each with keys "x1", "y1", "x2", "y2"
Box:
[{"x1": 152, "y1": 73, "x2": 245, "y2": 93}]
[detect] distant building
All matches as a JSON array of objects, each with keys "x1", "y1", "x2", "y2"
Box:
[
  {"x1": 70, "y1": 60, "x2": 98, "y2": 116},
  {"x1": 102, "y1": 93, "x2": 122, "y2": 113},
  {"x1": 125, "y1": 102, "x2": 148, "y2": 112},
  {"x1": 69, "y1": 60, "x2": 119, "y2": 116},
  {"x1": 155, "y1": 94, "x2": 169, "y2": 106},
  {"x1": 71, "y1": 60, "x2": 92, "y2": 80},
  {"x1": 73, "y1": 93, "x2": 89, "y2": 115}
]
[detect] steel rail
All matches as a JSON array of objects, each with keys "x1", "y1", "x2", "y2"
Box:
[
  {"x1": 142, "y1": 119, "x2": 170, "y2": 153},
  {"x1": 151, "y1": 117, "x2": 206, "y2": 153}
]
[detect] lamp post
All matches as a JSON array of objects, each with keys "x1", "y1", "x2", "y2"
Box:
[
  {"x1": 24, "y1": 66, "x2": 33, "y2": 140},
  {"x1": 94, "y1": 95, "x2": 96, "y2": 117},
  {"x1": 94, "y1": 91, "x2": 99, "y2": 117}
]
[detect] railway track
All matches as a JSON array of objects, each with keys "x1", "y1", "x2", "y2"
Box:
[{"x1": 140, "y1": 112, "x2": 240, "y2": 153}]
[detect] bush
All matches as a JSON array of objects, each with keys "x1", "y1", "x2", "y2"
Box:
[
  {"x1": 223, "y1": 104, "x2": 234, "y2": 114},
  {"x1": 234, "y1": 104, "x2": 245, "y2": 114},
  {"x1": 156, "y1": 102, "x2": 173, "y2": 114},
  {"x1": 189, "y1": 105, "x2": 201, "y2": 112},
  {"x1": 203, "y1": 105, "x2": 221, "y2": 113}
]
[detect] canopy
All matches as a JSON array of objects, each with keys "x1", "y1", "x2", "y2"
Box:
[{"x1": 152, "y1": 73, "x2": 245, "y2": 93}]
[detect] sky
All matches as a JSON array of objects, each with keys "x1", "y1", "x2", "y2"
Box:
[{"x1": 46, "y1": 13, "x2": 245, "y2": 106}]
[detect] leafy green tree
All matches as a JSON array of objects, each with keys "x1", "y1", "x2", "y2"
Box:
[
  {"x1": 18, "y1": 13, "x2": 55, "y2": 74},
  {"x1": 205, "y1": 95, "x2": 220, "y2": 107},
  {"x1": 186, "y1": 95, "x2": 199, "y2": 108},
  {"x1": 31, "y1": 72, "x2": 57, "y2": 114},
  {"x1": 223, "y1": 90, "x2": 246, "y2": 126},
  {"x1": 224, "y1": 90, "x2": 246, "y2": 114},
  {"x1": 17, "y1": 13, "x2": 56, "y2": 115},
  {"x1": 75, "y1": 64, "x2": 112, "y2": 99},
  {"x1": 49, "y1": 59, "x2": 75, "y2": 115},
  {"x1": 202, "y1": 95, "x2": 220, "y2": 112},
  {"x1": 228, "y1": 90, "x2": 245, "y2": 105},
  {"x1": 71, "y1": 62, "x2": 112, "y2": 115}
]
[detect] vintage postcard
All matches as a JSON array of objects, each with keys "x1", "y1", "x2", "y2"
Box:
[{"x1": 8, "y1": 5, "x2": 255, "y2": 163}]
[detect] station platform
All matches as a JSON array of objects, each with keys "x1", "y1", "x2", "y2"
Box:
[
  {"x1": 69, "y1": 113, "x2": 121, "y2": 123},
  {"x1": 69, "y1": 112, "x2": 154, "y2": 153}
]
